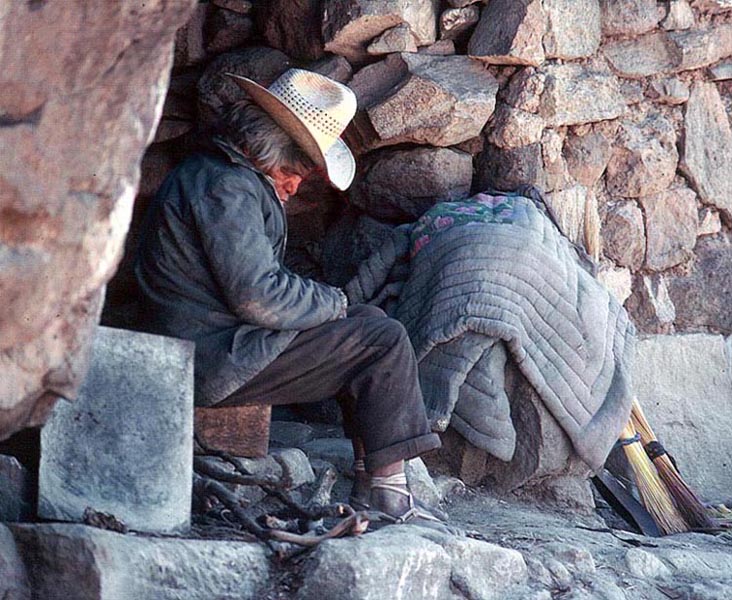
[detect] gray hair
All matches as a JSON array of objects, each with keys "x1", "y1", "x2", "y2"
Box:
[{"x1": 219, "y1": 101, "x2": 315, "y2": 176}]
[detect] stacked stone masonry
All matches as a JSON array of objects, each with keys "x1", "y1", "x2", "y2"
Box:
[{"x1": 107, "y1": 0, "x2": 732, "y2": 355}]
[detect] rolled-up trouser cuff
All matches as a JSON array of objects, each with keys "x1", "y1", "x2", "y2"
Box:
[{"x1": 364, "y1": 433, "x2": 442, "y2": 471}]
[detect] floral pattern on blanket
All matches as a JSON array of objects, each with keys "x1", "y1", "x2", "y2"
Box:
[{"x1": 409, "y1": 193, "x2": 516, "y2": 257}]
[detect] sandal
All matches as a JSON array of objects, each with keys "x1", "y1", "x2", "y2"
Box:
[{"x1": 369, "y1": 473, "x2": 445, "y2": 524}]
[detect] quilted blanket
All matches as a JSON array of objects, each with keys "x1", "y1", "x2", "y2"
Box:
[{"x1": 345, "y1": 190, "x2": 636, "y2": 472}]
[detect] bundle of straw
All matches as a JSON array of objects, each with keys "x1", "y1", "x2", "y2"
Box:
[
  {"x1": 618, "y1": 421, "x2": 689, "y2": 535},
  {"x1": 631, "y1": 398, "x2": 714, "y2": 530}
]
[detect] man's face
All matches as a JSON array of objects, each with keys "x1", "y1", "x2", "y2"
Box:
[{"x1": 266, "y1": 166, "x2": 310, "y2": 203}]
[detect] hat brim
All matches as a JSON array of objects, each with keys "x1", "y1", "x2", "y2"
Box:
[{"x1": 226, "y1": 73, "x2": 355, "y2": 191}]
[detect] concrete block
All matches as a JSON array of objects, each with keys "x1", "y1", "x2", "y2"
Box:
[
  {"x1": 11, "y1": 523, "x2": 270, "y2": 600},
  {"x1": 633, "y1": 334, "x2": 732, "y2": 503},
  {"x1": 39, "y1": 326, "x2": 194, "y2": 533},
  {"x1": 0, "y1": 455, "x2": 34, "y2": 522}
]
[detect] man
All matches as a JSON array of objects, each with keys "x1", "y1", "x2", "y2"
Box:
[{"x1": 135, "y1": 69, "x2": 442, "y2": 522}]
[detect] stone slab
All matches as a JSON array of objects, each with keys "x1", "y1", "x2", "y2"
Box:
[
  {"x1": 0, "y1": 454, "x2": 34, "y2": 522},
  {"x1": 633, "y1": 334, "x2": 732, "y2": 503},
  {"x1": 39, "y1": 326, "x2": 194, "y2": 534},
  {"x1": 10, "y1": 523, "x2": 270, "y2": 600}
]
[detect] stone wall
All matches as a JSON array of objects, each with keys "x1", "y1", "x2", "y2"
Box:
[{"x1": 109, "y1": 0, "x2": 732, "y2": 344}]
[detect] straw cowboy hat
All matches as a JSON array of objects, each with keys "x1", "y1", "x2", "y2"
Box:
[{"x1": 226, "y1": 69, "x2": 357, "y2": 191}]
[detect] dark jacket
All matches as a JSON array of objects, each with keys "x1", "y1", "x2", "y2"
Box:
[{"x1": 135, "y1": 138, "x2": 342, "y2": 406}]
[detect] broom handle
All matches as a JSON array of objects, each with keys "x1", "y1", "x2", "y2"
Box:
[{"x1": 631, "y1": 398, "x2": 680, "y2": 473}]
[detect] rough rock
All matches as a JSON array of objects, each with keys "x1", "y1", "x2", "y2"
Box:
[
  {"x1": 39, "y1": 327, "x2": 194, "y2": 534},
  {"x1": 196, "y1": 46, "x2": 290, "y2": 128},
  {"x1": 300, "y1": 438, "x2": 354, "y2": 473},
  {"x1": 661, "y1": 0, "x2": 696, "y2": 30},
  {"x1": 536, "y1": 62, "x2": 626, "y2": 127},
  {"x1": 598, "y1": 0, "x2": 659, "y2": 36},
  {"x1": 563, "y1": 121, "x2": 617, "y2": 186},
  {"x1": 0, "y1": 455, "x2": 33, "y2": 522},
  {"x1": 543, "y1": 0, "x2": 601, "y2": 60},
  {"x1": 487, "y1": 103, "x2": 545, "y2": 150},
  {"x1": 152, "y1": 118, "x2": 193, "y2": 143},
  {"x1": 258, "y1": 0, "x2": 325, "y2": 62},
  {"x1": 367, "y1": 24, "x2": 418, "y2": 55},
  {"x1": 0, "y1": 0, "x2": 197, "y2": 441},
  {"x1": 439, "y1": 6, "x2": 480, "y2": 42},
  {"x1": 710, "y1": 58, "x2": 732, "y2": 81},
  {"x1": 11, "y1": 523, "x2": 271, "y2": 600},
  {"x1": 447, "y1": 0, "x2": 483, "y2": 7},
  {"x1": 633, "y1": 334, "x2": 732, "y2": 502},
  {"x1": 640, "y1": 186, "x2": 699, "y2": 271},
  {"x1": 468, "y1": 0, "x2": 546, "y2": 66},
  {"x1": 597, "y1": 265, "x2": 633, "y2": 305},
  {"x1": 350, "y1": 147, "x2": 473, "y2": 223},
  {"x1": 0, "y1": 524, "x2": 30, "y2": 600},
  {"x1": 541, "y1": 128, "x2": 573, "y2": 192},
  {"x1": 680, "y1": 81, "x2": 732, "y2": 219},
  {"x1": 649, "y1": 77, "x2": 690, "y2": 104},
  {"x1": 418, "y1": 39, "x2": 457, "y2": 56},
  {"x1": 297, "y1": 525, "x2": 527, "y2": 600},
  {"x1": 211, "y1": 0, "x2": 252, "y2": 13},
  {"x1": 139, "y1": 142, "x2": 179, "y2": 197},
  {"x1": 204, "y1": 8, "x2": 253, "y2": 55},
  {"x1": 698, "y1": 207, "x2": 722, "y2": 236},
  {"x1": 322, "y1": 0, "x2": 440, "y2": 63},
  {"x1": 605, "y1": 113, "x2": 678, "y2": 198},
  {"x1": 602, "y1": 201, "x2": 646, "y2": 270},
  {"x1": 625, "y1": 548, "x2": 672, "y2": 579},
  {"x1": 173, "y1": 3, "x2": 208, "y2": 69},
  {"x1": 322, "y1": 208, "x2": 396, "y2": 287},
  {"x1": 626, "y1": 274, "x2": 677, "y2": 334},
  {"x1": 667, "y1": 237, "x2": 732, "y2": 333},
  {"x1": 309, "y1": 55, "x2": 353, "y2": 83},
  {"x1": 350, "y1": 53, "x2": 498, "y2": 152},
  {"x1": 405, "y1": 458, "x2": 441, "y2": 508},
  {"x1": 476, "y1": 142, "x2": 546, "y2": 193},
  {"x1": 269, "y1": 421, "x2": 317, "y2": 448},
  {"x1": 603, "y1": 24, "x2": 732, "y2": 78}
]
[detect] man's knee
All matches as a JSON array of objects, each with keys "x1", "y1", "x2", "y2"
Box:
[{"x1": 360, "y1": 315, "x2": 410, "y2": 349}]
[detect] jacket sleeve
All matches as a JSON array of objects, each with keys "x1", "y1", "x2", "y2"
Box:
[{"x1": 195, "y1": 171, "x2": 342, "y2": 330}]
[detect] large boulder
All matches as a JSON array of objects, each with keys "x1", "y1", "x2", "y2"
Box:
[
  {"x1": 349, "y1": 147, "x2": 473, "y2": 222},
  {"x1": 680, "y1": 81, "x2": 732, "y2": 219},
  {"x1": 0, "y1": 0, "x2": 197, "y2": 440},
  {"x1": 322, "y1": 0, "x2": 440, "y2": 63},
  {"x1": 468, "y1": 0, "x2": 546, "y2": 66},
  {"x1": 349, "y1": 53, "x2": 498, "y2": 152}
]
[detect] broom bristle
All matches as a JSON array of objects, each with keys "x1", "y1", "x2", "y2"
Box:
[
  {"x1": 630, "y1": 399, "x2": 713, "y2": 529},
  {"x1": 620, "y1": 422, "x2": 689, "y2": 535}
]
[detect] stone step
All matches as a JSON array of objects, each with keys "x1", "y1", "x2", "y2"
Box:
[
  {"x1": 10, "y1": 523, "x2": 270, "y2": 600},
  {"x1": 38, "y1": 326, "x2": 194, "y2": 534}
]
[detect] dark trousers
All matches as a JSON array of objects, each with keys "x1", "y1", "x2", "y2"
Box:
[{"x1": 219, "y1": 305, "x2": 441, "y2": 470}]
